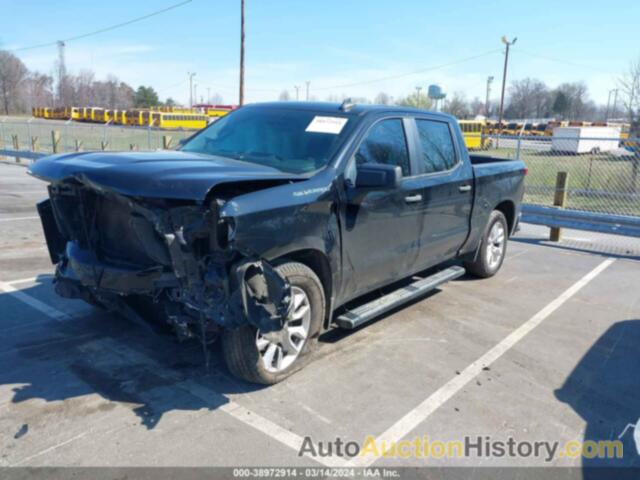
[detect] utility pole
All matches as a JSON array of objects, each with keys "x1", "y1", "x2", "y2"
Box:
[
  {"x1": 194, "y1": 84, "x2": 198, "y2": 107},
  {"x1": 188, "y1": 72, "x2": 196, "y2": 108},
  {"x1": 57, "y1": 41, "x2": 66, "y2": 107},
  {"x1": 498, "y1": 36, "x2": 517, "y2": 134},
  {"x1": 239, "y1": 0, "x2": 246, "y2": 106},
  {"x1": 305, "y1": 81, "x2": 310, "y2": 101},
  {"x1": 294, "y1": 85, "x2": 300, "y2": 101},
  {"x1": 415, "y1": 86, "x2": 423, "y2": 108},
  {"x1": 485, "y1": 76, "x2": 494, "y2": 117}
]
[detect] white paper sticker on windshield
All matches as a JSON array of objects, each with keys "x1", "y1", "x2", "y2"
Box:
[{"x1": 306, "y1": 116, "x2": 348, "y2": 134}]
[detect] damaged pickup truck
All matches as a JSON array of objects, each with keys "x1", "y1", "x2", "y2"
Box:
[{"x1": 29, "y1": 102, "x2": 526, "y2": 384}]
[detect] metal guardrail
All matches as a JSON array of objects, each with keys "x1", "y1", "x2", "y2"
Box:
[
  {"x1": 521, "y1": 204, "x2": 640, "y2": 238},
  {"x1": 0, "y1": 149, "x2": 47, "y2": 161}
]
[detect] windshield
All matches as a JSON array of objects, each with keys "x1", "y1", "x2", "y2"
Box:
[{"x1": 180, "y1": 107, "x2": 353, "y2": 174}]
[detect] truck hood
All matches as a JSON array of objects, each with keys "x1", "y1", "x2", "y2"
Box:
[{"x1": 28, "y1": 150, "x2": 304, "y2": 202}]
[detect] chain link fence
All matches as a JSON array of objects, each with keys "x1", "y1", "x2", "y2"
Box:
[
  {"x1": 0, "y1": 118, "x2": 196, "y2": 158},
  {"x1": 473, "y1": 134, "x2": 640, "y2": 218},
  {"x1": 471, "y1": 133, "x2": 640, "y2": 256}
]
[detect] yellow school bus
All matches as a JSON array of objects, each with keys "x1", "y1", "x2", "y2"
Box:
[
  {"x1": 142, "y1": 110, "x2": 154, "y2": 126},
  {"x1": 458, "y1": 120, "x2": 488, "y2": 150},
  {"x1": 206, "y1": 107, "x2": 233, "y2": 119},
  {"x1": 125, "y1": 109, "x2": 148, "y2": 126},
  {"x1": 89, "y1": 108, "x2": 105, "y2": 122},
  {"x1": 169, "y1": 107, "x2": 195, "y2": 114},
  {"x1": 151, "y1": 112, "x2": 208, "y2": 130},
  {"x1": 67, "y1": 107, "x2": 81, "y2": 120},
  {"x1": 113, "y1": 110, "x2": 127, "y2": 125},
  {"x1": 93, "y1": 109, "x2": 114, "y2": 123},
  {"x1": 530, "y1": 123, "x2": 547, "y2": 136}
]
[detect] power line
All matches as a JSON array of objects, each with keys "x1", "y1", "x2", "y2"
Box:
[
  {"x1": 7, "y1": 0, "x2": 192, "y2": 52},
  {"x1": 313, "y1": 49, "x2": 502, "y2": 91},
  {"x1": 156, "y1": 79, "x2": 188, "y2": 94},
  {"x1": 516, "y1": 49, "x2": 611, "y2": 74}
]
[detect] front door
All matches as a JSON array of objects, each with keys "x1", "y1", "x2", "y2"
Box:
[{"x1": 339, "y1": 118, "x2": 424, "y2": 301}]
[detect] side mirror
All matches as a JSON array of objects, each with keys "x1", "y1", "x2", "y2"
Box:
[
  {"x1": 178, "y1": 138, "x2": 188, "y2": 147},
  {"x1": 355, "y1": 163, "x2": 401, "y2": 189}
]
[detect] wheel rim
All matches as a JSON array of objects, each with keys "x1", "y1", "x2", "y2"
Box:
[
  {"x1": 256, "y1": 286, "x2": 311, "y2": 373},
  {"x1": 486, "y1": 221, "x2": 506, "y2": 270}
]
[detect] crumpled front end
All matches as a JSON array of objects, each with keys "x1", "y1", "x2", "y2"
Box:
[{"x1": 37, "y1": 179, "x2": 293, "y2": 342}]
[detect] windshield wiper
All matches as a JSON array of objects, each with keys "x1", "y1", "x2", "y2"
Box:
[{"x1": 206, "y1": 149, "x2": 243, "y2": 160}]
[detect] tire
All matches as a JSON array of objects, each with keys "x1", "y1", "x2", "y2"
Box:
[
  {"x1": 465, "y1": 210, "x2": 508, "y2": 278},
  {"x1": 222, "y1": 261, "x2": 325, "y2": 384}
]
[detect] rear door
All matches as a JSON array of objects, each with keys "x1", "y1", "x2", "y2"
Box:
[{"x1": 409, "y1": 117, "x2": 474, "y2": 269}]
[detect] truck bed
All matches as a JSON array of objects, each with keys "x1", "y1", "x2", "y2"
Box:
[{"x1": 469, "y1": 154, "x2": 517, "y2": 165}]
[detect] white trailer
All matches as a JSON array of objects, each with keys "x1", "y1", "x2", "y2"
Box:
[{"x1": 551, "y1": 126, "x2": 621, "y2": 154}]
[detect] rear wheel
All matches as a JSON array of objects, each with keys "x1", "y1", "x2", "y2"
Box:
[
  {"x1": 465, "y1": 210, "x2": 508, "y2": 278},
  {"x1": 222, "y1": 261, "x2": 325, "y2": 384}
]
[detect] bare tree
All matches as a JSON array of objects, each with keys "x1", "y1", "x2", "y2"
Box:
[
  {"x1": 68, "y1": 70, "x2": 95, "y2": 106},
  {"x1": 619, "y1": 57, "x2": 640, "y2": 130},
  {"x1": 619, "y1": 56, "x2": 640, "y2": 191},
  {"x1": 0, "y1": 51, "x2": 28, "y2": 114},
  {"x1": 209, "y1": 92, "x2": 224, "y2": 105},
  {"x1": 505, "y1": 78, "x2": 551, "y2": 119},
  {"x1": 19, "y1": 71, "x2": 53, "y2": 113},
  {"x1": 105, "y1": 75, "x2": 119, "y2": 109},
  {"x1": 374, "y1": 92, "x2": 391, "y2": 105},
  {"x1": 469, "y1": 97, "x2": 485, "y2": 117},
  {"x1": 397, "y1": 91, "x2": 432, "y2": 109},
  {"x1": 278, "y1": 89, "x2": 291, "y2": 101},
  {"x1": 443, "y1": 91, "x2": 470, "y2": 118},
  {"x1": 553, "y1": 82, "x2": 590, "y2": 120}
]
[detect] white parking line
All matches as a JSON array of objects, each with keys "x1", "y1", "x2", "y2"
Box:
[
  {"x1": 0, "y1": 216, "x2": 39, "y2": 222},
  {"x1": 2, "y1": 258, "x2": 615, "y2": 468},
  {"x1": 348, "y1": 257, "x2": 616, "y2": 467},
  {"x1": 0, "y1": 280, "x2": 349, "y2": 468},
  {"x1": 0, "y1": 280, "x2": 72, "y2": 321},
  {"x1": 5, "y1": 276, "x2": 46, "y2": 286}
]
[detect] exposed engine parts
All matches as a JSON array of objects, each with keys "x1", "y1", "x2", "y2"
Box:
[{"x1": 40, "y1": 180, "x2": 294, "y2": 349}]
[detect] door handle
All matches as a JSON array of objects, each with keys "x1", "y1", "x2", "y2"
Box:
[
  {"x1": 458, "y1": 185, "x2": 472, "y2": 193},
  {"x1": 404, "y1": 194, "x2": 423, "y2": 203}
]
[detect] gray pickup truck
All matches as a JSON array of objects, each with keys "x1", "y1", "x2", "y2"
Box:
[{"x1": 30, "y1": 102, "x2": 526, "y2": 384}]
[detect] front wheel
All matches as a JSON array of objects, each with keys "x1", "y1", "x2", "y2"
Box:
[
  {"x1": 465, "y1": 210, "x2": 508, "y2": 278},
  {"x1": 222, "y1": 261, "x2": 325, "y2": 384}
]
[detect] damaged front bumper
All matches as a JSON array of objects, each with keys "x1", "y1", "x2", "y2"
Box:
[
  {"x1": 58, "y1": 241, "x2": 174, "y2": 293},
  {"x1": 38, "y1": 181, "x2": 293, "y2": 341}
]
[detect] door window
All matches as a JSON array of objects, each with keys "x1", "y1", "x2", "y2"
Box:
[
  {"x1": 355, "y1": 119, "x2": 410, "y2": 176},
  {"x1": 415, "y1": 120, "x2": 457, "y2": 174}
]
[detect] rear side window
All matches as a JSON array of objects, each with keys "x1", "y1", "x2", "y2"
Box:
[
  {"x1": 415, "y1": 119, "x2": 457, "y2": 174},
  {"x1": 355, "y1": 119, "x2": 410, "y2": 176}
]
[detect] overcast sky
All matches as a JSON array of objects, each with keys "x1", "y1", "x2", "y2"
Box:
[{"x1": 2, "y1": 0, "x2": 638, "y2": 105}]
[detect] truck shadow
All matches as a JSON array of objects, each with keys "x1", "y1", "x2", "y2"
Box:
[
  {"x1": 554, "y1": 319, "x2": 640, "y2": 477},
  {"x1": 1, "y1": 278, "x2": 265, "y2": 431}
]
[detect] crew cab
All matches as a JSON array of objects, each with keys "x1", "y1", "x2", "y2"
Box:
[{"x1": 29, "y1": 102, "x2": 526, "y2": 384}]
